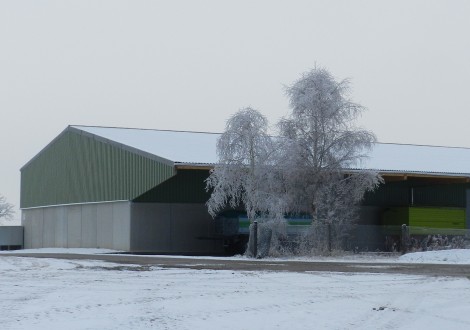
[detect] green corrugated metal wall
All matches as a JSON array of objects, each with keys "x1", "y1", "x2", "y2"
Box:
[
  {"x1": 413, "y1": 185, "x2": 466, "y2": 207},
  {"x1": 363, "y1": 181, "x2": 468, "y2": 208},
  {"x1": 409, "y1": 207, "x2": 465, "y2": 229},
  {"x1": 363, "y1": 181, "x2": 410, "y2": 207},
  {"x1": 133, "y1": 169, "x2": 211, "y2": 203},
  {"x1": 21, "y1": 128, "x2": 176, "y2": 208},
  {"x1": 382, "y1": 207, "x2": 466, "y2": 229},
  {"x1": 382, "y1": 207, "x2": 409, "y2": 226}
]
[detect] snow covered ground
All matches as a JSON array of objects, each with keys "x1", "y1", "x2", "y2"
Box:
[{"x1": 1, "y1": 250, "x2": 470, "y2": 329}]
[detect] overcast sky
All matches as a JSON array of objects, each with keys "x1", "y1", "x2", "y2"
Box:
[{"x1": 1, "y1": 1, "x2": 469, "y2": 223}]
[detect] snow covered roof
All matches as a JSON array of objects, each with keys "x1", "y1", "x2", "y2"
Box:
[
  {"x1": 71, "y1": 125, "x2": 470, "y2": 177},
  {"x1": 72, "y1": 125, "x2": 219, "y2": 165},
  {"x1": 361, "y1": 143, "x2": 470, "y2": 177}
]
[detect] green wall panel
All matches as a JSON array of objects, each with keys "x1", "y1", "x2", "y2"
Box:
[
  {"x1": 363, "y1": 181, "x2": 410, "y2": 207},
  {"x1": 21, "y1": 128, "x2": 176, "y2": 208},
  {"x1": 409, "y1": 207, "x2": 465, "y2": 229},
  {"x1": 413, "y1": 185, "x2": 466, "y2": 207},
  {"x1": 382, "y1": 207, "x2": 409, "y2": 226},
  {"x1": 363, "y1": 181, "x2": 468, "y2": 208},
  {"x1": 133, "y1": 169, "x2": 211, "y2": 203},
  {"x1": 382, "y1": 207, "x2": 466, "y2": 229}
]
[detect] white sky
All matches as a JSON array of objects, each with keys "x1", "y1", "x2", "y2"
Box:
[{"x1": 1, "y1": 1, "x2": 470, "y2": 221}]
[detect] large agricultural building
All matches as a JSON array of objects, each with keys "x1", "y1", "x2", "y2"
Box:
[{"x1": 20, "y1": 125, "x2": 470, "y2": 253}]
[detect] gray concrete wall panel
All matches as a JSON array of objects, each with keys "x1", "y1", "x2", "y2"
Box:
[
  {"x1": 30, "y1": 209, "x2": 44, "y2": 248},
  {"x1": 54, "y1": 207, "x2": 67, "y2": 247},
  {"x1": 131, "y1": 203, "x2": 172, "y2": 251},
  {"x1": 130, "y1": 203, "x2": 223, "y2": 254},
  {"x1": 22, "y1": 201, "x2": 225, "y2": 253},
  {"x1": 43, "y1": 208, "x2": 58, "y2": 247},
  {"x1": 170, "y1": 204, "x2": 216, "y2": 253},
  {"x1": 81, "y1": 204, "x2": 97, "y2": 247},
  {"x1": 112, "y1": 202, "x2": 131, "y2": 251},
  {"x1": 67, "y1": 205, "x2": 82, "y2": 248},
  {"x1": 97, "y1": 204, "x2": 114, "y2": 249},
  {"x1": 22, "y1": 201, "x2": 130, "y2": 250},
  {"x1": 22, "y1": 213, "x2": 33, "y2": 249}
]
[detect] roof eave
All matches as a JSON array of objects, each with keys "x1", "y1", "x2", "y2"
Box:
[
  {"x1": 175, "y1": 163, "x2": 470, "y2": 180},
  {"x1": 175, "y1": 163, "x2": 215, "y2": 170}
]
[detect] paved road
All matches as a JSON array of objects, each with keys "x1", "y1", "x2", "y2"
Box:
[{"x1": 3, "y1": 252, "x2": 470, "y2": 278}]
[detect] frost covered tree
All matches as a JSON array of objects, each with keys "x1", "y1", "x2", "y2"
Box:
[
  {"x1": 278, "y1": 68, "x2": 382, "y2": 249},
  {"x1": 0, "y1": 194, "x2": 14, "y2": 220},
  {"x1": 206, "y1": 107, "x2": 279, "y2": 221},
  {"x1": 207, "y1": 68, "x2": 381, "y2": 256}
]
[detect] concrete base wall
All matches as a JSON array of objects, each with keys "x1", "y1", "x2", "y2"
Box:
[
  {"x1": 130, "y1": 203, "x2": 224, "y2": 254},
  {"x1": 22, "y1": 202, "x2": 131, "y2": 250}
]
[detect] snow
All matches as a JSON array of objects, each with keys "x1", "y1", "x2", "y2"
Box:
[
  {"x1": 1, "y1": 249, "x2": 470, "y2": 329},
  {"x1": 71, "y1": 125, "x2": 470, "y2": 175},
  {"x1": 72, "y1": 125, "x2": 219, "y2": 165},
  {"x1": 398, "y1": 249, "x2": 470, "y2": 264},
  {"x1": 363, "y1": 143, "x2": 470, "y2": 175}
]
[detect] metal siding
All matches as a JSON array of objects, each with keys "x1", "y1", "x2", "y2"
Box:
[
  {"x1": 133, "y1": 169, "x2": 211, "y2": 203},
  {"x1": 382, "y1": 207, "x2": 465, "y2": 229},
  {"x1": 363, "y1": 181, "x2": 410, "y2": 207},
  {"x1": 21, "y1": 129, "x2": 176, "y2": 208},
  {"x1": 363, "y1": 181, "x2": 468, "y2": 208},
  {"x1": 413, "y1": 184, "x2": 466, "y2": 207},
  {"x1": 382, "y1": 207, "x2": 410, "y2": 226},
  {"x1": 409, "y1": 207, "x2": 465, "y2": 229}
]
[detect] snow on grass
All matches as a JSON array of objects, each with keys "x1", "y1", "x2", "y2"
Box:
[
  {"x1": 2, "y1": 249, "x2": 470, "y2": 329},
  {"x1": 398, "y1": 249, "x2": 470, "y2": 264},
  {"x1": 1, "y1": 256, "x2": 470, "y2": 330}
]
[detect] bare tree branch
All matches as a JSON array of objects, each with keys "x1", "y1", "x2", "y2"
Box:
[{"x1": 0, "y1": 194, "x2": 15, "y2": 220}]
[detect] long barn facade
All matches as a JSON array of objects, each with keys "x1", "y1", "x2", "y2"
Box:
[{"x1": 20, "y1": 125, "x2": 470, "y2": 253}]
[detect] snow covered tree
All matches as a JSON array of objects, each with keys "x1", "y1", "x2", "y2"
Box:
[
  {"x1": 205, "y1": 107, "x2": 279, "y2": 221},
  {"x1": 207, "y1": 68, "x2": 381, "y2": 256},
  {"x1": 0, "y1": 194, "x2": 14, "y2": 220},
  {"x1": 278, "y1": 68, "x2": 382, "y2": 247}
]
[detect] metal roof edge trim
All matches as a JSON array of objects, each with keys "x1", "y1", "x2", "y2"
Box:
[
  {"x1": 21, "y1": 199, "x2": 130, "y2": 210},
  {"x1": 373, "y1": 170, "x2": 470, "y2": 178},
  {"x1": 374, "y1": 141, "x2": 470, "y2": 150},
  {"x1": 175, "y1": 163, "x2": 470, "y2": 178},
  {"x1": 70, "y1": 124, "x2": 223, "y2": 135},
  {"x1": 175, "y1": 164, "x2": 215, "y2": 170}
]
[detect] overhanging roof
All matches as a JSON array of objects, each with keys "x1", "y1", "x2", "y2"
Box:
[{"x1": 72, "y1": 125, "x2": 470, "y2": 178}]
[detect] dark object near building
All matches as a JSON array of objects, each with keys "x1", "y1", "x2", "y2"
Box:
[{"x1": 0, "y1": 226, "x2": 23, "y2": 250}]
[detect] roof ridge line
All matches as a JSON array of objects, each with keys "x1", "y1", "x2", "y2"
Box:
[
  {"x1": 70, "y1": 125, "x2": 470, "y2": 149},
  {"x1": 374, "y1": 141, "x2": 470, "y2": 150},
  {"x1": 70, "y1": 124, "x2": 222, "y2": 135}
]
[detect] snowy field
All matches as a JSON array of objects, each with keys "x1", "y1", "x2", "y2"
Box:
[{"x1": 1, "y1": 250, "x2": 470, "y2": 329}]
